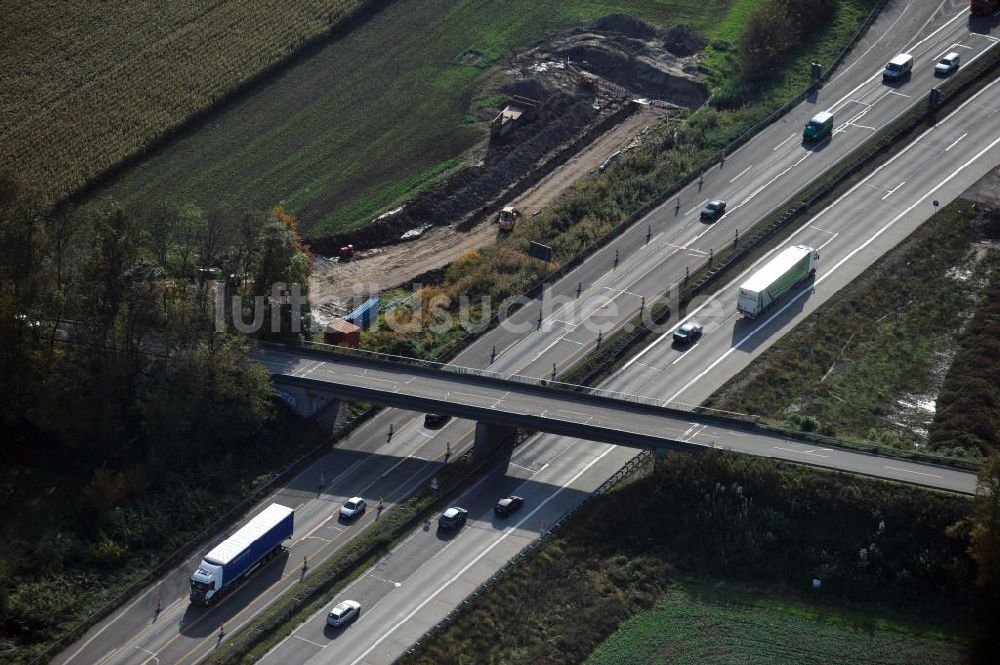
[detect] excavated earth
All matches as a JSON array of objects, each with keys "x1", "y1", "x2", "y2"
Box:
[{"x1": 308, "y1": 14, "x2": 709, "y2": 321}]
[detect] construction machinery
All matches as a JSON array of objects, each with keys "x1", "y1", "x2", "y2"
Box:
[{"x1": 497, "y1": 206, "x2": 521, "y2": 233}]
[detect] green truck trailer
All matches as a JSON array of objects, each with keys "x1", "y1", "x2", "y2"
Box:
[{"x1": 737, "y1": 245, "x2": 819, "y2": 318}]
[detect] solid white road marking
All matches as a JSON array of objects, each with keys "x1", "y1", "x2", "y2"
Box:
[
  {"x1": 729, "y1": 164, "x2": 754, "y2": 183},
  {"x1": 774, "y1": 446, "x2": 829, "y2": 459},
  {"x1": 773, "y1": 134, "x2": 797, "y2": 151},
  {"x1": 831, "y1": 0, "x2": 913, "y2": 82},
  {"x1": 831, "y1": 4, "x2": 964, "y2": 95},
  {"x1": 884, "y1": 466, "x2": 943, "y2": 479},
  {"x1": 668, "y1": 123, "x2": 1000, "y2": 404},
  {"x1": 944, "y1": 133, "x2": 967, "y2": 151}
]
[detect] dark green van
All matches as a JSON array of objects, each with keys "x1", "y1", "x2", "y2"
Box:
[{"x1": 803, "y1": 111, "x2": 834, "y2": 141}]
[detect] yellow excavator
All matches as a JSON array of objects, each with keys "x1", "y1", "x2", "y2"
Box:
[{"x1": 496, "y1": 206, "x2": 521, "y2": 234}]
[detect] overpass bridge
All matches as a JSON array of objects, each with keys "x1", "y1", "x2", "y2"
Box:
[{"x1": 255, "y1": 345, "x2": 976, "y2": 494}]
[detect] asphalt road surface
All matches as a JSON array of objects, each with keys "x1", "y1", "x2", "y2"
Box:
[
  {"x1": 261, "y1": 349, "x2": 977, "y2": 493},
  {"x1": 53, "y1": 2, "x2": 997, "y2": 664}
]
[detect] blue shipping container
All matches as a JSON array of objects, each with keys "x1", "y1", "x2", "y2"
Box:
[
  {"x1": 346, "y1": 297, "x2": 380, "y2": 329},
  {"x1": 206, "y1": 504, "x2": 294, "y2": 586}
]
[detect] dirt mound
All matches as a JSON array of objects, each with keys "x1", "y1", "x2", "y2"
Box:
[
  {"x1": 307, "y1": 13, "x2": 707, "y2": 253},
  {"x1": 505, "y1": 77, "x2": 548, "y2": 101},
  {"x1": 540, "y1": 24, "x2": 709, "y2": 107},
  {"x1": 592, "y1": 13, "x2": 658, "y2": 39},
  {"x1": 662, "y1": 24, "x2": 707, "y2": 57},
  {"x1": 307, "y1": 92, "x2": 616, "y2": 255}
]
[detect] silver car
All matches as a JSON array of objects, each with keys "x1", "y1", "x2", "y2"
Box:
[
  {"x1": 934, "y1": 52, "x2": 960, "y2": 76},
  {"x1": 339, "y1": 497, "x2": 366, "y2": 520},
  {"x1": 327, "y1": 600, "x2": 361, "y2": 627}
]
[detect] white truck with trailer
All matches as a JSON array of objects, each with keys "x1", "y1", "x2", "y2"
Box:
[
  {"x1": 189, "y1": 503, "x2": 294, "y2": 606},
  {"x1": 737, "y1": 245, "x2": 819, "y2": 318}
]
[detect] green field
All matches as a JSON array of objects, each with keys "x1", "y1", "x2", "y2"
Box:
[
  {"x1": 92, "y1": 0, "x2": 740, "y2": 235},
  {"x1": 586, "y1": 589, "x2": 966, "y2": 665},
  {"x1": 0, "y1": 0, "x2": 367, "y2": 207}
]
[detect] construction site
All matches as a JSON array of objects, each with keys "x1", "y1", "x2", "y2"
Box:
[{"x1": 308, "y1": 14, "x2": 710, "y2": 326}]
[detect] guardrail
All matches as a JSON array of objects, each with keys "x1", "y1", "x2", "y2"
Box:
[
  {"x1": 399, "y1": 449, "x2": 656, "y2": 662},
  {"x1": 679, "y1": 42, "x2": 1000, "y2": 305}
]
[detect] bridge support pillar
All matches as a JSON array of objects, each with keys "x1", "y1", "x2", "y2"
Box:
[
  {"x1": 274, "y1": 384, "x2": 337, "y2": 420},
  {"x1": 474, "y1": 421, "x2": 517, "y2": 460}
]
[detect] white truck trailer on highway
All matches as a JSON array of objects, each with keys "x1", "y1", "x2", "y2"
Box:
[
  {"x1": 189, "y1": 503, "x2": 294, "y2": 606},
  {"x1": 737, "y1": 245, "x2": 819, "y2": 318}
]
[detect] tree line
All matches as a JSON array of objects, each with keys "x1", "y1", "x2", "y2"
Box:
[{"x1": 0, "y1": 176, "x2": 312, "y2": 660}]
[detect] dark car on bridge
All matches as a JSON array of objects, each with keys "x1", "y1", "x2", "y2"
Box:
[
  {"x1": 424, "y1": 413, "x2": 449, "y2": 428},
  {"x1": 438, "y1": 506, "x2": 468, "y2": 530},
  {"x1": 494, "y1": 496, "x2": 524, "y2": 516},
  {"x1": 700, "y1": 200, "x2": 726, "y2": 221}
]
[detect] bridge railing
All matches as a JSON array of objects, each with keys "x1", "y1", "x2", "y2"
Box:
[
  {"x1": 292, "y1": 340, "x2": 757, "y2": 422},
  {"x1": 275, "y1": 342, "x2": 983, "y2": 471}
]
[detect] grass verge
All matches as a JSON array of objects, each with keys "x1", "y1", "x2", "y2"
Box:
[
  {"x1": 397, "y1": 451, "x2": 979, "y2": 665},
  {"x1": 706, "y1": 198, "x2": 999, "y2": 455},
  {"x1": 585, "y1": 586, "x2": 967, "y2": 665}
]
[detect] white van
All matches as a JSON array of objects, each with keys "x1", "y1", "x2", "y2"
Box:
[{"x1": 883, "y1": 53, "x2": 913, "y2": 81}]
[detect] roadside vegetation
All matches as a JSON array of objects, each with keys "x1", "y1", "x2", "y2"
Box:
[
  {"x1": 585, "y1": 587, "x2": 966, "y2": 665},
  {"x1": 0, "y1": 0, "x2": 370, "y2": 209},
  {"x1": 399, "y1": 451, "x2": 1000, "y2": 664},
  {"x1": 0, "y1": 184, "x2": 314, "y2": 663},
  {"x1": 357, "y1": 0, "x2": 878, "y2": 359},
  {"x1": 704, "y1": 199, "x2": 1000, "y2": 456},
  {"x1": 90, "y1": 0, "x2": 739, "y2": 235},
  {"x1": 930, "y1": 216, "x2": 1000, "y2": 455}
]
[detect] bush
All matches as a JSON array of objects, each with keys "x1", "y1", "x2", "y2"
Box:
[
  {"x1": 739, "y1": 0, "x2": 799, "y2": 83},
  {"x1": 930, "y1": 273, "x2": 1000, "y2": 455}
]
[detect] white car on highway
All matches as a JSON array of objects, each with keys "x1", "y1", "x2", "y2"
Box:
[
  {"x1": 327, "y1": 600, "x2": 361, "y2": 627},
  {"x1": 339, "y1": 497, "x2": 366, "y2": 520}
]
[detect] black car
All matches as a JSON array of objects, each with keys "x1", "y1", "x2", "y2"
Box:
[
  {"x1": 424, "y1": 413, "x2": 449, "y2": 428},
  {"x1": 438, "y1": 506, "x2": 468, "y2": 530},
  {"x1": 700, "y1": 200, "x2": 726, "y2": 221},
  {"x1": 494, "y1": 496, "x2": 524, "y2": 516},
  {"x1": 672, "y1": 321, "x2": 703, "y2": 344}
]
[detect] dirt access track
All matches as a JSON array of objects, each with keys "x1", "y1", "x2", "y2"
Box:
[
  {"x1": 309, "y1": 14, "x2": 707, "y2": 322},
  {"x1": 308, "y1": 106, "x2": 658, "y2": 320}
]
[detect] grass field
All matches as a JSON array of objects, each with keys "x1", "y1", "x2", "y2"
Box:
[
  {"x1": 705, "y1": 199, "x2": 1000, "y2": 452},
  {"x1": 0, "y1": 0, "x2": 368, "y2": 207},
  {"x1": 90, "y1": 0, "x2": 740, "y2": 235},
  {"x1": 585, "y1": 588, "x2": 966, "y2": 665}
]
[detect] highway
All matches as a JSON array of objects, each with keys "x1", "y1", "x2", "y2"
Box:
[{"x1": 52, "y1": 2, "x2": 998, "y2": 664}]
